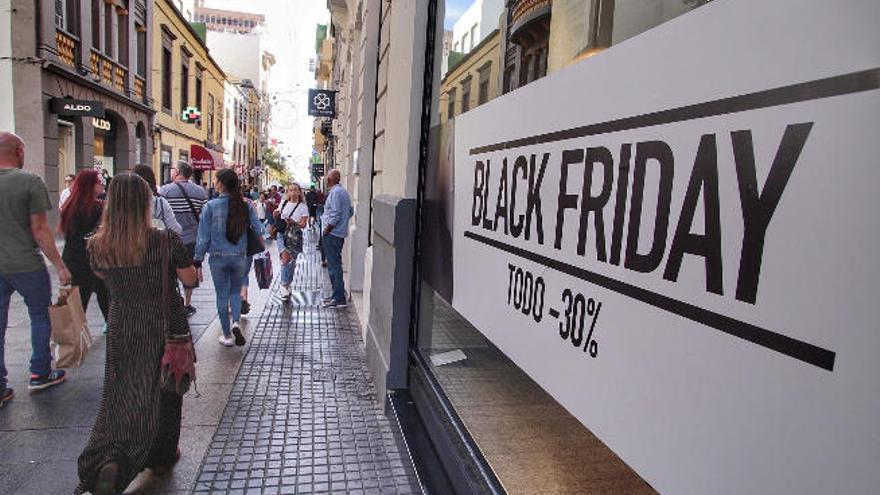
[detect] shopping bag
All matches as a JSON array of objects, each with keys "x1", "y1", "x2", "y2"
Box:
[
  {"x1": 49, "y1": 287, "x2": 93, "y2": 367},
  {"x1": 254, "y1": 254, "x2": 273, "y2": 290}
]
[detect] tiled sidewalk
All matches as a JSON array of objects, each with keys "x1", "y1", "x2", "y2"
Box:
[{"x1": 193, "y1": 242, "x2": 422, "y2": 494}]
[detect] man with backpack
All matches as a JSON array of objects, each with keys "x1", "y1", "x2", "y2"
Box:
[{"x1": 158, "y1": 161, "x2": 207, "y2": 317}]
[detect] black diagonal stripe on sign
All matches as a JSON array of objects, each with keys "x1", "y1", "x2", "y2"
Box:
[
  {"x1": 463, "y1": 231, "x2": 836, "y2": 371},
  {"x1": 470, "y1": 68, "x2": 879, "y2": 155}
]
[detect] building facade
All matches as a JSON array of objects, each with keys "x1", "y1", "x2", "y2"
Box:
[
  {"x1": 439, "y1": 28, "x2": 500, "y2": 123},
  {"x1": 195, "y1": 4, "x2": 273, "y2": 185},
  {"x1": 4, "y1": 0, "x2": 155, "y2": 209},
  {"x1": 151, "y1": 0, "x2": 226, "y2": 185}
]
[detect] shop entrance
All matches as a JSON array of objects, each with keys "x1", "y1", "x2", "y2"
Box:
[
  {"x1": 57, "y1": 119, "x2": 76, "y2": 186},
  {"x1": 92, "y1": 116, "x2": 116, "y2": 174}
]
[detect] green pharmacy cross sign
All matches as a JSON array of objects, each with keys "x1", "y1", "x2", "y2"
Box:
[{"x1": 181, "y1": 106, "x2": 201, "y2": 124}]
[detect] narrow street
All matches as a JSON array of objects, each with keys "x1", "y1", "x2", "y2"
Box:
[{"x1": 0, "y1": 233, "x2": 421, "y2": 494}]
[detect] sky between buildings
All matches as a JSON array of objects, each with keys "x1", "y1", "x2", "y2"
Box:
[
  {"x1": 203, "y1": 0, "x2": 470, "y2": 183},
  {"x1": 205, "y1": 0, "x2": 329, "y2": 183}
]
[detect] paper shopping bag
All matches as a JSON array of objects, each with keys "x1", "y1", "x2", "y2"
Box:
[{"x1": 49, "y1": 287, "x2": 93, "y2": 367}]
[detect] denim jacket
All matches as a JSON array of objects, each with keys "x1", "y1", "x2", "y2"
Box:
[{"x1": 194, "y1": 194, "x2": 263, "y2": 261}]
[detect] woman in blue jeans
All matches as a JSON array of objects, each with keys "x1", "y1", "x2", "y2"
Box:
[{"x1": 194, "y1": 169, "x2": 262, "y2": 347}]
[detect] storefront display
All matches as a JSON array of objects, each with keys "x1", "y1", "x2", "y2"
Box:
[{"x1": 412, "y1": 0, "x2": 880, "y2": 494}]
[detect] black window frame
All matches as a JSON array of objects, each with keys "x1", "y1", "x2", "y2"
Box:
[
  {"x1": 160, "y1": 27, "x2": 175, "y2": 113},
  {"x1": 180, "y1": 48, "x2": 191, "y2": 115},
  {"x1": 460, "y1": 75, "x2": 472, "y2": 113},
  {"x1": 477, "y1": 61, "x2": 491, "y2": 105}
]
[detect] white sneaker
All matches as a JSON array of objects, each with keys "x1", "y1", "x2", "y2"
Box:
[
  {"x1": 279, "y1": 285, "x2": 291, "y2": 300},
  {"x1": 218, "y1": 335, "x2": 234, "y2": 347}
]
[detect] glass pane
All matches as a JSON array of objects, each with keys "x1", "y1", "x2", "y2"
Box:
[{"x1": 414, "y1": 1, "x2": 707, "y2": 492}]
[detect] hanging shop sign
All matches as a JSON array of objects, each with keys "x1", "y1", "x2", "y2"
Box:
[
  {"x1": 92, "y1": 118, "x2": 112, "y2": 131},
  {"x1": 190, "y1": 144, "x2": 223, "y2": 171},
  {"x1": 49, "y1": 98, "x2": 105, "y2": 118},
  {"x1": 307, "y1": 89, "x2": 336, "y2": 118},
  {"x1": 181, "y1": 106, "x2": 201, "y2": 124},
  {"x1": 311, "y1": 162, "x2": 325, "y2": 176},
  {"x1": 451, "y1": 0, "x2": 879, "y2": 494}
]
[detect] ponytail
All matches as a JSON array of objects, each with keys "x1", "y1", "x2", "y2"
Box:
[{"x1": 216, "y1": 169, "x2": 248, "y2": 243}]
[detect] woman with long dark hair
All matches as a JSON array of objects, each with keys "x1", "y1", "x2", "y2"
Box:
[
  {"x1": 76, "y1": 173, "x2": 198, "y2": 495},
  {"x1": 194, "y1": 169, "x2": 262, "y2": 347},
  {"x1": 59, "y1": 169, "x2": 109, "y2": 320},
  {"x1": 132, "y1": 164, "x2": 182, "y2": 234}
]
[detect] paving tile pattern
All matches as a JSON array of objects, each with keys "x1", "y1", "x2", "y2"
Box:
[{"x1": 194, "y1": 247, "x2": 422, "y2": 495}]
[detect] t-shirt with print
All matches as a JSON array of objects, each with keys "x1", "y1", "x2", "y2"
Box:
[{"x1": 0, "y1": 169, "x2": 52, "y2": 274}]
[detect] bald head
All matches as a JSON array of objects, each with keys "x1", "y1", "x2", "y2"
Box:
[
  {"x1": 0, "y1": 132, "x2": 24, "y2": 169},
  {"x1": 327, "y1": 169, "x2": 341, "y2": 186}
]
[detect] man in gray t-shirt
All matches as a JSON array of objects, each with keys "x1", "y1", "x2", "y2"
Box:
[
  {"x1": 158, "y1": 161, "x2": 207, "y2": 316},
  {"x1": 0, "y1": 132, "x2": 71, "y2": 404}
]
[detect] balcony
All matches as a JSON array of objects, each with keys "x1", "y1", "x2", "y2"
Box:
[
  {"x1": 509, "y1": 0, "x2": 552, "y2": 45},
  {"x1": 90, "y1": 49, "x2": 127, "y2": 93},
  {"x1": 134, "y1": 76, "x2": 146, "y2": 100},
  {"x1": 55, "y1": 30, "x2": 78, "y2": 68}
]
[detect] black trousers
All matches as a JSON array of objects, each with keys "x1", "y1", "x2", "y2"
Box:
[{"x1": 74, "y1": 270, "x2": 110, "y2": 320}]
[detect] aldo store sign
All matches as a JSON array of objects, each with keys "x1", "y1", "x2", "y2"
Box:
[
  {"x1": 49, "y1": 98, "x2": 105, "y2": 118},
  {"x1": 451, "y1": 0, "x2": 880, "y2": 494}
]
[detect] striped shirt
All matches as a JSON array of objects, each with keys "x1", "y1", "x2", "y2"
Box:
[{"x1": 158, "y1": 181, "x2": 208, "y2": 245}]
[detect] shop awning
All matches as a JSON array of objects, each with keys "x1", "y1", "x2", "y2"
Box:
[{"x1": 190, "y1": 144, "x2": 224, "y2": 171}]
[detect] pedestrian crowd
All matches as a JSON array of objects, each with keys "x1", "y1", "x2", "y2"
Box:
[{"x1": 0, "y1": 131, "x2": 353, "y2": 494}]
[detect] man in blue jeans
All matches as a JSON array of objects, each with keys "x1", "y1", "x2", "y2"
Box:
[
  {"x1": 321, "y1": 170, "x2": 352, "y2": 309},
  {"x1": 0, "y1": 133, "x2": 72, "y2": 408}
]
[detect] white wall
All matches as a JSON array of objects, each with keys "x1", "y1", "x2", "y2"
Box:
[
  {"x1": 206, "y1": 31, "x2": 262, "y2": 84},
  {"x1": 0, "y1": 0, "x2": 14, "y2": 132},
  {"x1": 174, "y1": 0, "x2": 196, "y2": 22},
  {"x1": 452, "y1": 0, "x2": 503, "y2": 55},
  {"x1": 452, "y1": 0, "x2": 480, "y2": 53},
  {"x1": 479, "y1": 0, "x2": 504, "y2": 38}
]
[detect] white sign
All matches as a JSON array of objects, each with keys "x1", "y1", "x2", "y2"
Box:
[
  {"x1": 92, "y1": 117, "x2": 111, "y2": 131},
  {"x1": 452, "y1": 1, "x2": 879, "y2": 494}
]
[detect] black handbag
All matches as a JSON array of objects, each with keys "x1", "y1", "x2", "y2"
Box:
[{"x1": 246, "y1": 226, "x2": 265, "y2": 256}]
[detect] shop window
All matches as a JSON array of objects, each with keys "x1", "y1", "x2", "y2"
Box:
[
  {"x1": 135, "y1": 122, "x2": 146, "y2": 165},
  {"x1": 460, "y1": 76, "x2": 471, "y2": 113},
  {"x1": 160, "y1": 145, "x2": 173, "y2": 183},
  {"x1": 414, "y1": 1, "x2": 680, "y2": 494}
]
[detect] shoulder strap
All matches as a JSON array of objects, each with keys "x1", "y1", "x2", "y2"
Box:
[{"x1": 175, "y1": 182, "x2": 201, "y2": 221}]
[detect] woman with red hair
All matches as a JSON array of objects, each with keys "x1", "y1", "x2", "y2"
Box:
[{"x1": 59, "y1": 169, "x2": 109, "y2": 320}]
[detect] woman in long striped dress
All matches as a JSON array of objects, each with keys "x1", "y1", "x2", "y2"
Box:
[{"x1": 75, "y1": 173, "x2": 198, "y2": 495}]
